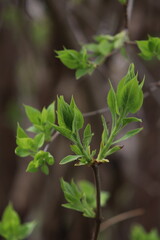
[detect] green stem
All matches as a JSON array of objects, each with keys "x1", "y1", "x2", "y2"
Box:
[{"x1": 92, "y1": 164, "x2": 102, "y2": 240}]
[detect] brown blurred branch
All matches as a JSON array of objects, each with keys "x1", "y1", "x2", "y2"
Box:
[{"x1": 100, "y1": 208, "x2": 145, "y2": 231}]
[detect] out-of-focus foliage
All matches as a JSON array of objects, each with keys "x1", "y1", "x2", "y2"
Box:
[
  {"x1": 61, "y1": 179, "x2": 109, "y2": 218},
  {"x1": 15, "y1": 103, "x2": 55, "y2": 175},
  {"x1": 130, "y1": 225, "x2": 160, "y2": 240},
  {"x1": 56, "y1": 30, "x2": 128, "y2": 79},
  {"x1": 0, "y1": 204, "x2": 36, "y2": 240},
  {"x1": 137, "y1": 36, "x2": 160, "y2": 60}
]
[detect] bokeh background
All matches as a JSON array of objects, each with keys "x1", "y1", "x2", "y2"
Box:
[{"x1": 0, "y1": 0, "x2": 160, "y2": 239}]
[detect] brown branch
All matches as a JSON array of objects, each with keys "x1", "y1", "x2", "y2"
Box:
[
  {"x1": 91, "y1": 164, "x2": 102, "y2": 240},
  {"x1": 100, "y1": 208, "x2": 145, "y2": 231}
]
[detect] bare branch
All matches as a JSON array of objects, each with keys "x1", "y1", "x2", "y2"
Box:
[{"x1": 100, "y1": 208, "x2": 145, "y2": 231}]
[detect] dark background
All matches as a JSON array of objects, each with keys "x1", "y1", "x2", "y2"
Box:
[{"x1": 0, "y1": 0, "x2": 160, "y2": 239}]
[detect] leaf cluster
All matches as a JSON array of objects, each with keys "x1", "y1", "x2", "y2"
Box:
[
  {"x1": 53, "y1": 96, "x2": 96, "y2": 165},
  {"x1": 98, "y1": 64, "x2": 144, "y2": 161},
  {"x1": 61, "y1": 179, "x2": 109, "y2": 218},
  {"x1": 0, "y1": 204, "x2": 36, "y2": 240},
  {"x1": 52, "y1": 64, "x2": 144, "y2": 166},
  {"x1": 56, "y1": 48, "x2": 94, "y2": 79},
  {"x1": 137, "y1": 36, "x2": 160, "y2": 60},
  {"x1": 15, "y1": 102, "x2": 55, "y2": 175},
  {"x1": 56, "y1": 30, "x2": 128, "y2": 79},
  {"x1": 130, "y1": 225, "x2": 160, "y2": 240}
]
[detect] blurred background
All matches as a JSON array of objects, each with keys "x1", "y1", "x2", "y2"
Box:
[{"x1": 0, "y1": 0, "x2": 160, "y2": 239}]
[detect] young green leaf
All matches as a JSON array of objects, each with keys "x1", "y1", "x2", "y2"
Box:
[
  {"x1": 60, "y1": 155, "x2": 82, "y2": 165},
  {"x1": 105, "y1": 145, "x2": 122, "y2": 157},
  {"x1": 33, "y1": 133, "x2": 45, "y2": 149},
  {"x1": 113, "y1": 128, "x2": 143, "y2": 144},
  {"x1": 26, "y1": 151, "x2": 54, "y2": 175},
  {"x1": 15, "y1": 147, "x2": 31, "y2": 157},
  {"x1": 122, "y1": 117, "x2": 142, "y2": 128},
  {"x1": 107, "y1": 80, "x2": 119, "y2": 119},
  {"x1": 101, "y1": 116, "x2": 109, "y2": 145},
  {"x1": 82, "y1": 124, "x2": 93, "y2": 148},
  {"x1": 24, "y1": 105, "x2": 41, "y2": 125},
  {"x1": 17, "y1": 124, "x2": 28, "y2": 138},
  {"x1": 41, "y1": 164, "x2": 49, "y2": 175},
  {"x1": 56, "y1": 49, "x2": 80, "y2": 69}
]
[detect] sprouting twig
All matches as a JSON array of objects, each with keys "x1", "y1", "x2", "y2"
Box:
[{"x1": 100, "y1": 208, "x2": 145, "y2": 231}]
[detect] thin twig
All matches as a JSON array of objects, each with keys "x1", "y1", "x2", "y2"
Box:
[
  {"x1": 83, "y1": 107, "x2": 109, "y2": 117},
  {"x1": 100, "y1": 208, "x2": 145, "y2": 231},
  {"x1": 91, "y1": 164, "x2": 102, "y2": 240},
  {"x1": 123, "y1": 0, "x2": 129, "y2": 30},
  {"x1": 44, "y1": 131, "x2": 60, "y2": 152}
]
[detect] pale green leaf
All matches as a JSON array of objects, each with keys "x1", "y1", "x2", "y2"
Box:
[
  {"x1": 113, "y1": 128, "x2": 143, "y2": 144},
  {"x1": 60, "y1": 155, "x2": 82, "y2": 165}
]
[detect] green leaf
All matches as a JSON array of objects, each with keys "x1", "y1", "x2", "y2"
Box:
[
  {"x1": 101, "y1": 116, "x2": 109, "y2": 145},
  {"x1": 75, "y1": 67, "x2": 94, "y2": 79},
  {"x1": 52, "y1": 124, "x2": 73, "y2": 140},
  {"x1": 26, "y1": 161, "x2": 38, "y2": 173},
  {"x1": 113, "y1": 30, "x2": 128, "y2": 49},
  {"x1": 122, "y1": 117, "x2": 142, "y2": 128},
  {"x1": 41, "y1": 107, "x2": 48, "y2": 124},
  {"x1": 83, "y1": 124, "x2": 93, "y2": 148},
  {"x1": 98, "y1": 40, "x2": 113, "y2": 56},
  {"x1": 60, "y1": 155, "x2": 82, "y2": 165},
  {"x1": 113, "y1": 128, "x2": 143, "y2": 144},
  {"x1": 16, "y1": 138, "x2": 35, "y2": 151},
  {"x1": 116, "y1": 64, "x2": 144, "y2": 115},
  {"x1": 17, "y1": 221, "x2": 37, "y2": 239},
  {"x1": 41, "y1": 164, "x2": 49, "y2": 175},
  {"x1": 15, "y1": 147, "x2": 31, "y2": 157},
  {"x1": 17, "y1": 124, "x2": 28, "y2": 138},
  {"x1": 137, "y1": 36, "x2": 160, "y2": 61},
  {"x1": 34, "y1": 133, "x2": 45, "y2": 149},
  {"x1": 26, "y1": 151, "x2": 54, "y2": 174},
  {"x1": 24, "y1": 105, "x2": 41, "y2": 125},
  {"x1": 105, "y1": 145, "x2": 122, "y2": 157},
  {"x1": 70, "y1": 145, "x2": 82, "y2": 155},
  {"x1": 56, "y1": 49, "x2": 80, "y2": 69},
  {"x1": 107, "y1": 80, "x2": 119, "y2": 121},
  {"x1": 71, "y1": 97, "x2": 84, "y2": 131},
  {"x1": 100, "y1": 191, "x2": 110, "y2": 207},
  {"x1": 47, "y1": 102, "x2": 55, "y2": 123},
  {"x1": 2, "y1": 204, "x2": 20, "y2": 226}
]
